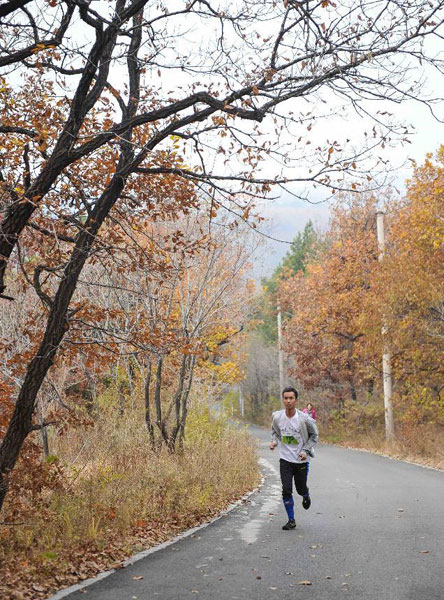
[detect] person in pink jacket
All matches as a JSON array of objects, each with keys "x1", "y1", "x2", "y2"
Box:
[{"x1": 302, "y1": 402, "x2": 317, "y2": 420}]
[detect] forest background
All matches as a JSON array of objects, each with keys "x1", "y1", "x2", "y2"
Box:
[
  {"x1": 239, "y1": 151, "x2": 444, "y2": 458},
  {"x1": 0, "y1": 0, "x2": 443, "y2": 598}
]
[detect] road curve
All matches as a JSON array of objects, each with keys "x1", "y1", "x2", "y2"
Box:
[{"x1": 52, "y1": 424, "x2": 444, "y2": 600}]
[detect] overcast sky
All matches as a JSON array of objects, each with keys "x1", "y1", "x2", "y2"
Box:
[
  {"x1": 253, "y1": 91, "x2": 444, "y2": 280},
  {"x1": 37, "y1": 1, "x2": 443, "y2": 281}
]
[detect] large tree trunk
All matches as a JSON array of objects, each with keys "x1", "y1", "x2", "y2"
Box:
[
  {"x1": 350, "y1": 379, "x2": 358, "y2": 403},
  {"x1": 144, "y1": 359, "x2": 155, "y2": 448},
  {"x1": 178, "y1": 355, "x2": 196, "y2": 449},
  {"x1": 168, "y1": 353, "x2": 189, "y2": 450},
  {"x1": 0, "y1": 171, "x2": 129, "y2": 511},
  {"x1": 37, "y1": 406, "x2": 50, "y2": 459},
  {"x1": 153, "y1": 357, "x2": 168, "y2": 444},
  {"x1": 0, "y1": 6, "x2": 146, "y2": 511}
]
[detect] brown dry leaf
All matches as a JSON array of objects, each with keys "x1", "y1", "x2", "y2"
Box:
[
  {"x1": 298, "y1": 580, "x2": 312, "y2": 586},
  {"x1": 135, "y1": 520, "x2": 148, "y2": 527},
  {"x1": 420, "y1": 550, "x2": 430, "y2": 554},
  {"x1": 133, "y1": 575, "x2": 144, "y2": 580}
]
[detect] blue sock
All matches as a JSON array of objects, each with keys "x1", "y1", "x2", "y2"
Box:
[{"x1": 283, "y1": 497, "x2": 294, "y2": 521}]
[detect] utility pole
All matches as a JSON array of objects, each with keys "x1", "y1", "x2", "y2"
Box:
[
  {"x1": 238, "y1": 384, "x2": 244, "y2": 418},
  {"x1": 376, "y1": 210, "x2": 395, "y2": 441},
  {"x1": 277, "y1": 301, "x2": 285, "y2": 392}
]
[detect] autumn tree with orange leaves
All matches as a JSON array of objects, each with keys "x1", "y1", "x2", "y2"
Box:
[
  {"x1": 280, "y1": 196, "x2": 380, "y2": 412},
  {"x1": 82, "y1": 215, "x2": 254, "y2": 450},
  {"x1": 364, "y1": 150, "x2": 444, "y2": 424},
  {"x1": 1, "y1": 0, "x2": 444, "y2": 511},
  {"x1": 281, "y1": 151, "x2": 443, "y2": 431}
]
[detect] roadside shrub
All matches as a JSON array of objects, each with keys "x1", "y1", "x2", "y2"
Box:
[{"x1": 0, "y1": 395, "x2": 259, "y2": 600}]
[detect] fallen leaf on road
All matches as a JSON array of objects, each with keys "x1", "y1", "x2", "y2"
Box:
[
  {"x1": 298, "y1": 581, "x2": 312, "y2": 586},
  {"x1": 419, "y1": 550, "x2": 430, "y2": 554},
  {"x1": 397, "y1": 508, "x2": 404, "y2": 512},
  {"x1": 270, "y1": 587, "x2": 278, "y2": 590},
  {"x1": 133, "y1": 576, "x2": 143, "y2": 580}
]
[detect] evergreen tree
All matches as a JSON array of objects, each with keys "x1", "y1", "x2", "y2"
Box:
[{"x1": 254, "y1": 221, "x2": 318, "y2": 343}]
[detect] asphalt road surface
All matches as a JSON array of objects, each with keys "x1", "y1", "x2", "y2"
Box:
[{"x1": 56, "y1": 425, "x2": 444, "y2": 600}]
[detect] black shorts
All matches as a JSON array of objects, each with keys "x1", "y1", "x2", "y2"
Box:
[{"x1": 279, "y1": 458, "x2": 309, "y2": 499}]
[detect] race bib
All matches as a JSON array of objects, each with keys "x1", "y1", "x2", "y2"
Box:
[{"x1": 282, "y1": 435, "x2": 300, "y2": 445}]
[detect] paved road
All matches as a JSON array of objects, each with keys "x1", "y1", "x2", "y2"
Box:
[{"x1": 59, "y1": 425, "x2": 444, "y2": 600}]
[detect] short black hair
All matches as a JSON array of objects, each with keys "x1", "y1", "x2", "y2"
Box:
[{"x1": 282, "y1": 386, "x2": 298, "y2": 399}]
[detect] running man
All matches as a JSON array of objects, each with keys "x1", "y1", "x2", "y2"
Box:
[{"x1": 270, "y1": 387, "x2": 319, "y2": 530}]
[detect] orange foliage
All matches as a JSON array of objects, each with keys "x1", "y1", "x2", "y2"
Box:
[
  {"x1": 367, "y1": 149, "x2": 444, "y2": 421},
  {"x1": 280, "y1": 151, "x2": 443, "y2": 425},
  {"x1": 281, "y1": 196, "x2": 379, "y2": 403}
]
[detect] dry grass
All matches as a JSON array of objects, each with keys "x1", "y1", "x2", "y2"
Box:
[
  {"x1": 0, "y1": 403, "x2": 259, "y2": 600},
  {"x1": 322, "y1": 421, "x2": 444, "y2": 471}
]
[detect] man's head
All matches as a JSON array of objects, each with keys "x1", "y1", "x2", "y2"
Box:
[{"x1": 282, "y1": 386, "x2": 298, "y2": 411}]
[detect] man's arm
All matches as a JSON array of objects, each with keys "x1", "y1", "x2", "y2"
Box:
[
  {"x1": 302, "y1": 416, "x2": 319, "y2": 456},
  {"x1": 270, "y1": 412, "x2": 280, "y2": 450}
]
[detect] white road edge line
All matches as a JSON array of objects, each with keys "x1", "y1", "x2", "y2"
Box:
[{"x1": 47, "y1": 478, "x2": 266, "y2": 600}]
